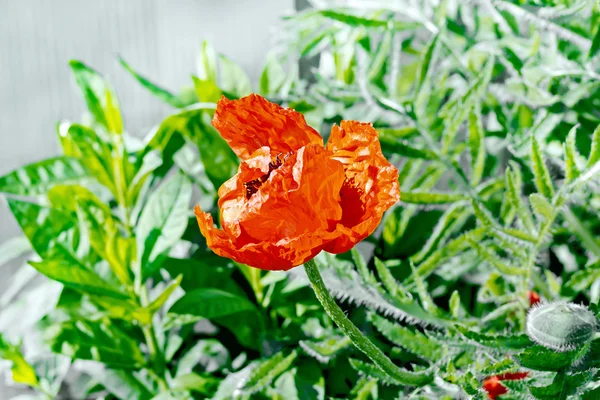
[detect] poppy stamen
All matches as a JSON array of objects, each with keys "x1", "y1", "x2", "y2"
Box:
[{"x1": 244, "y1": 152, "x2": 290, "y2": 199}]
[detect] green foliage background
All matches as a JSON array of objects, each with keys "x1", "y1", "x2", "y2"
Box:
[{"x1": 1, "y1": 0, "x2": 600, "y2": 399}]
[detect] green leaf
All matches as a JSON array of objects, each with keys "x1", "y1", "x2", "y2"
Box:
[
  {"x1": 45, "y1": 319, "x2": 145, "y2": 369},
  {"x1": 192, "y1": 76, "x2": 221, "y2": 104},
  {"x1": 0, "y1": 334, "x2": 39, "y2": 387},
  {"x1": 530, "y1": 370, "x2": 594, "y2": 400},
  {"x1": 505, "y1": 164, "x2": 536, "y2": 233},
  {"x1": 120, "y1": 57, "x2": 193, "y2": 108},
  {"x1": 147, "y1": 275, "x2": 182, "y2": 314},
  {"x1": 370, "y1": 313, "x2": 443, "y2": 360},
  {"x1": 401, "y1": 191, "x2": 467, "y2": 204},
  {"x1": 349, "y1": 377, "x2": 378, "y2": 400},
  {"x1": 531, "y1": 137, "x2": 555, "y2": 199},
  {"x1": 69, "y1": 60, "x2": 122, "y2": 133},
  {"x1": 89, "y1": 369, "x2": 153, "y2": 400},
  {"x1": 147, "y1": 107, "x2": 237, "y2": 189},
  {"x1": 564, "y1": 125, "x2": 581, "y2": 183},
  {"x1": 168, "y1": 288, "x2": 257, "y2": 320},
  {"x1": 373, "y1": 258, "x2": 404, "y2": 298},
  {"x1": 588, "y1": 124, "x2": 600, "y2": 169},
  {"x1": 468, "y1": 108, "x2": 486, "y2": 186},
  {"x1": 378, "y1": 137, "x2": 438, "y2": 160},
  {"x1": 319, "y1": 10, "x2": 421, "y2": 30},
  {"x1": 441, "y1": 57, "x2": 494, "y2": 153},
  {"x1": 136, "y1": 172, "x2": 192, "y2": 267},
  {"x1": 468, "y1": 239, "x2": 526, "y2": 276},
  {"x1": 515, "y1": 345, "x2": 583, "y2": 371},
  {"x1": 212, "y1": 351, "x2": 297, "y2": 399},
  {"x1": 171, "y1": 373, "x2": 219, "y2": 395},
  {"x1": 299, "y1": 336, "x2": 351, "y2": 363},
  {"x1": 177, "y1": 339, "x2": 229, "y2": 376},
  {"x1": 457, "y1": 327, "x2": 532, "y2": 350},
  {"x1": 197, "y1": 40, "x2": 217, "y2": 82},
  {"x1": 0, "y1": 157, "x2": 87, "y2": 196},
  {"x1": 61, "y1": 123, "x2": 118, "y2": 195},
  {"x1": 7, "y1": 199, "x2": 77, "y2": 258},
  {"x1": 589, "y1": 24, "x2": 600, "y2": 59},
  {"x1": 260, "y1": 52, "x2": 286, "y2": 95},
  {"x1": 219, "y1": 55, "x2": 252, "y2": 98},
  {"x1": 29, "y1": 252, "x2": 129, "y2": 300},
  {"x1": 529, "y1": 193, "x2": 555, "y2": 222}
]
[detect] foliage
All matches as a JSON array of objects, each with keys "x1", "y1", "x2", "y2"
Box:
[{"x1": 2, "y1": 0, "x2": 600, "y2": 399}]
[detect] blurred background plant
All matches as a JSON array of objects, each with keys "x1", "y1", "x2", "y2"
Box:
[{"x1": 1, "y1": 0, "x2": 600, "y2": 399}]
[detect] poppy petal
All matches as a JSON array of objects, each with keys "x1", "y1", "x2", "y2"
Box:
[
  {"x1": 212, "y1": 94, "x2": 323, "y2": 160},
  {"x1": 194, "y1": 205, "x2": 339, "y2": 270},
  {"x1": 324, "y1": 121, "x2": 400, "y2": 254},
  {"x1": 221, "y1": 144, "x2": 345, "y2": 244}
]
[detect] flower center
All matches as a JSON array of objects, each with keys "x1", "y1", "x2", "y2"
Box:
[{"x1": 244, "y1": 153, "x2": 290, "y2": 199}]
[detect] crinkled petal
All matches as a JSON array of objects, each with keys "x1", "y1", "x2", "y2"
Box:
[
  {"x1": 195, "y1": 205, "x2": 339, "y2": 270},
  {"x1": 324, "y1": 121, "x2": 400, "y2": 254},
  {"x1": 225, "y1": 144, "x2": 345, "y2": 244},
  {"x1": 212, "y1": 94, "x2": 323, "y2": 160}
]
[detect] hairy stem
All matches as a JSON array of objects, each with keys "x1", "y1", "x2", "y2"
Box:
[{"x1": 303, "y1": 259, "x2": 432, "y2": 386}]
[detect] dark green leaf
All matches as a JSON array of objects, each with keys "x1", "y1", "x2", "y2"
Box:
[
  {"x1": 169, "y1": 288, "x2": 257, "y2": 320},
  {"x1": 45, "y1": 319, "x2": 144, "y2": 369}
]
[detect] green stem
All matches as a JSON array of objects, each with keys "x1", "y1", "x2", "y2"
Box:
[
  {"x1": 139, "y1": 285, "x2": 168, "y2": 392},
  {"x1": 303, "y1": 259, "x2": 432, "y2": 386}
]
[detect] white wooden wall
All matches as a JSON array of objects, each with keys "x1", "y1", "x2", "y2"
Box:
[{"x1": 0, "y1": 1, "x2": 293, "y2": 397}]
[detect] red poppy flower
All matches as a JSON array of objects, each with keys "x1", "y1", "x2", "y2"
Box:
[
  {"x1": 482, "y1": 372, "x2": 529, "y2": 399},
  {"x1": 194, "y1": 94, "x2": 399, "y2": 270},
  {"x1": 528, "y1": 291, "x2": 541, "y2": 307}
]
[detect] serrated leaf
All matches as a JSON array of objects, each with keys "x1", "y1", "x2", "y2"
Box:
[
  {"x1": 457, "y1": 327, "x2": 532, "y2": 350},
  {"x1": 469, "y1": 239, "x2": 526, "y2": 276},
  {"x1": 564, "y1": 125, "x2": 581, "y2": 183},
  {"x1": 529, "y1": 193, "x2": 555, "y2": 222},
  {"x1": 401, "y1": 191, "x2": 468, "y2": 204},
  {"x1": 370, "y1": 313, "x2": 443, "y2": 360},
  {"x1": 588, "y1": 124, "x2": 600, "y2": 169},
  {"x1": 468, "y1": 108, "x2": 486, "y2": 186},
  {"x1": 373, "y1": 258, "x2": 404, "y2": 298},
  {"x1": 319, "y1": 263, "x2": 453, "y2": 327},
  {"x1": 514, "y1": 345, "x2": 581, "y2": 371},
  {"x1": 531, "y1": 137, "x2": 555, "y2": 199},
  {"x1": 441, "y1": 57, "x2": 494, "y2": 153}
]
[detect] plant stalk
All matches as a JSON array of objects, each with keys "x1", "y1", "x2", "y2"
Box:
[{"x1": 303, "y1": 259, "x2": 432, "y2": 386}]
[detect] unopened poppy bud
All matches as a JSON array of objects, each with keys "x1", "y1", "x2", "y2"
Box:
[{"x1": 526, "y1": 301, "x2": 596, "y2": 352}]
